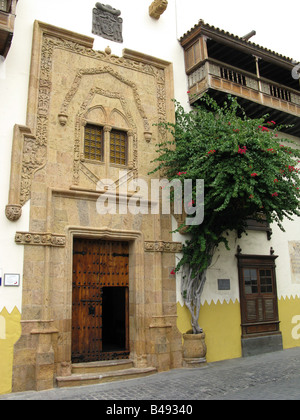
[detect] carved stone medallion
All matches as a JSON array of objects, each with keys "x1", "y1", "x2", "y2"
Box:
[{"x1": 92, "y1": 3, "x2": 123, "y2": 43}]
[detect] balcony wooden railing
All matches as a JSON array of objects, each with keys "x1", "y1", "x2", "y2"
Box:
[
  {"x1": 187, "y1": 58, "x2": 300, "y2": 114},
  {"x1": 0, "y1": 0, "x2": 14, "y2": 13},
  {"x1": 0, "y1": 0, "x2": 17, "y2": 57},
  {"x1": 219, "y1": 66, "x2": 247, "y2": 87}
]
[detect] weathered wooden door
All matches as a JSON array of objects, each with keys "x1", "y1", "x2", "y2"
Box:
[{"x1": 72, "y1": 238, "x2": 129, "y2": 363}]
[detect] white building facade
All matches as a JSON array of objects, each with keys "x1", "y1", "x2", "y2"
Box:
[{"x1": 0, "y1": 0, "x2": 299, "y2": 394}]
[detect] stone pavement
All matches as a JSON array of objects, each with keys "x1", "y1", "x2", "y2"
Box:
[{"x1": 1, "y1": 347, "x2": 300, "y2": 402}]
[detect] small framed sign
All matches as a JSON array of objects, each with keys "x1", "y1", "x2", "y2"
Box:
[
  {"x1": 218, "y1": 279, "x2": 230, "y2": 291},
  {"x1": 4, "y1": 274, "x2": 20, "y2": 287}
]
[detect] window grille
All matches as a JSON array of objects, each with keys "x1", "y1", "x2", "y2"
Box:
[
  {"x1": 110, "y1": 129, "x2": 127, "y2": 166},
  {"x1": 84, "y1": 124, "x2": 104, "y2": 162}
]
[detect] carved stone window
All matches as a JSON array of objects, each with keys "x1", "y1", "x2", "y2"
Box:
[
  {"x1": 84, "y1": 124, "x2": 104, "y2": 162},
  {"x1": 110, "y1": 129, "x2": 127, "y2": 166},
  {"x1": 83, "y1": 123, "x2": 128, "y2": 167},
  {"x1": 92, "y1": 3, "x2": 123, "y2": 43}
]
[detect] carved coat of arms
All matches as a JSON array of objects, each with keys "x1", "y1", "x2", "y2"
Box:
[{"x1": 92, "y1": 3, "x2": 123, "y2": 43}]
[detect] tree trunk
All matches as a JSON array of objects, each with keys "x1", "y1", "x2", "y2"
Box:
[
  {"x1": 181, "y1": 247, "x2": 215, "y2": 333},
  {"x1": 181, "y1": 266, "x2": 207, "y2": 334}
]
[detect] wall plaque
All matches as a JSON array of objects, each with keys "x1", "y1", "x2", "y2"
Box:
[
  {"x1": 289, "y1": 241, "x2": 300, "y2": 284},
  {"x1": 4, "y1": 274, "x2": 20, "y2": 287},
  {"x1": 218, "y1": 279, "x2": 230, "y2": 291},
  {"x1": 92, "y1": 3, "x2": 123, "y2": 43}
]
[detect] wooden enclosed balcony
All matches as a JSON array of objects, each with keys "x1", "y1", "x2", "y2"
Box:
[
  {"x1": 0, "y1": 0, "x2": 18, "y2": 58},
  {"x1": 180, "y1": 20, "x2": 300, "y2": 137}
]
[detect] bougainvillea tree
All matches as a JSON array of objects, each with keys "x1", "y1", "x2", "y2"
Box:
[{"x1": 151, "y1": 94, "x2": 300, "y2": 333}]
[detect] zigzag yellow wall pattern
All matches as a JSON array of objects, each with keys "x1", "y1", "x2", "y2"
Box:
[
  {"x1": 177, "y1": 296, "x2": 300, "y2": 363},
  {"x1": 0, "y1": 308, "x2": 21, "y2": 395}
]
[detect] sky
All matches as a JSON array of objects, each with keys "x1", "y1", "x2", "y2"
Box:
[{"x1": 175, "y1": 0, "x2": 299, "y2": 62}]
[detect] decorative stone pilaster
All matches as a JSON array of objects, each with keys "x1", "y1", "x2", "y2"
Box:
[
  {"x1": 32, "y1": 322, "x2": 59, "y2": 391},
  {"x1": 148, "y1": 315, "x2": 183, "y2": 371},
  {"x1": 12, "y1": 320, "x2": 58, "y2": 392}
]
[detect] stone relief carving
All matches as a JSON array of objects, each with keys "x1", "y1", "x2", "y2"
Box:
[
  {"x1": 59, "y1": 65, "x2": 156, "y2": 184},
  {"x1": 20, "y1": 134, "x2": 47, "y2": 205},
  {"x1": 15, "y1": 232, "x2": 66, "y2": 247},
  {"x1": 7, "y1": 24, "x2": 168, "y2": 217},
  {"x1": 59, "y1": 66, "x2": 151, "y2": 131},
  {"x1": 144, "y1": 241, "x2": 182, "y2": 253},
  {"x1": 149, "y1": 0, "x2": 168, "y2": 19},
  {"x1": 5, "y1": 204, "x2": 22, "y2": 222},
  {"x1": 92, "y1": 3, "x2": 123, "y2": 43},
  {"x1": 73, "y1": 86, "x2": 138, "y2": 185}
]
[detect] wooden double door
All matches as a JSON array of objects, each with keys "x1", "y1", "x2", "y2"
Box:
[{"x1": 72, "y1": 238, "x2": 129, "y2": 363}]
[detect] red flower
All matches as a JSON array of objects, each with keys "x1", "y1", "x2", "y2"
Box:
[
  {"x1": 262, "y1": 127, "x2": 269, "y2": 132},
  {"x1": 274, "y1": 179, "x2": 279, "y2": 183},
  {"x1": 208, "y1": 150, "x2": 216, "y2": 155},
  {"x1": 238, "y1": 146, "x2": 247, "y2": 154},
  {"x1": 251, "y1": 173, "x2": 258, "y2": 177},
  {"x1": 249, "y1": 194, "x2": 254, "y2": 199},
  {"x1": 271, "y1": 121, "x2": 276, "y2": 124},
  {"x1": 271, "y1": 192, "x2": 278, "y2": 197},
  {"x1": 170, "y1": 269, "x2": 175, "y2": 275}
]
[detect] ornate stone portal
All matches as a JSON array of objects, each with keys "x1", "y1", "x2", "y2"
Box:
[{"x1": 9, "y1": 21, "x2": 182, "y2": 392}]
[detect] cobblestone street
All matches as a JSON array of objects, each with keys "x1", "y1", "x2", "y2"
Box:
[{"x1": 1, "y1": 347, "x2": 300, "y2": 402}]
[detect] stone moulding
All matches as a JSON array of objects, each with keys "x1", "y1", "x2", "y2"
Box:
[
  {"x1": 15, "y1": 232, "x2": 66, "y2": 247},
  {"x1": 144, "y1": 240, "x2": 182, "y2": 253}
]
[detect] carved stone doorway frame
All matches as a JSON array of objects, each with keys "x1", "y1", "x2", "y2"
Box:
[{"x1": 67, "y1": 226, "x2": 147, "y2": 368}]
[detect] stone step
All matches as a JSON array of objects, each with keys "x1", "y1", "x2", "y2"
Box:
[
  {"x1": 71, "y1": 359, "x2": 134, "y2": 375},
  {"x1": 56, "y1": 366, "x2": 157, "y2": 388}
]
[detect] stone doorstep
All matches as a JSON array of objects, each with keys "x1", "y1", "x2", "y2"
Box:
[
  {"x1": 56, "y1": 363, "x2": 157, "y2": 388},
  {"x1": 71, "y1": 359, "x2": 134, "y2": 374}
]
